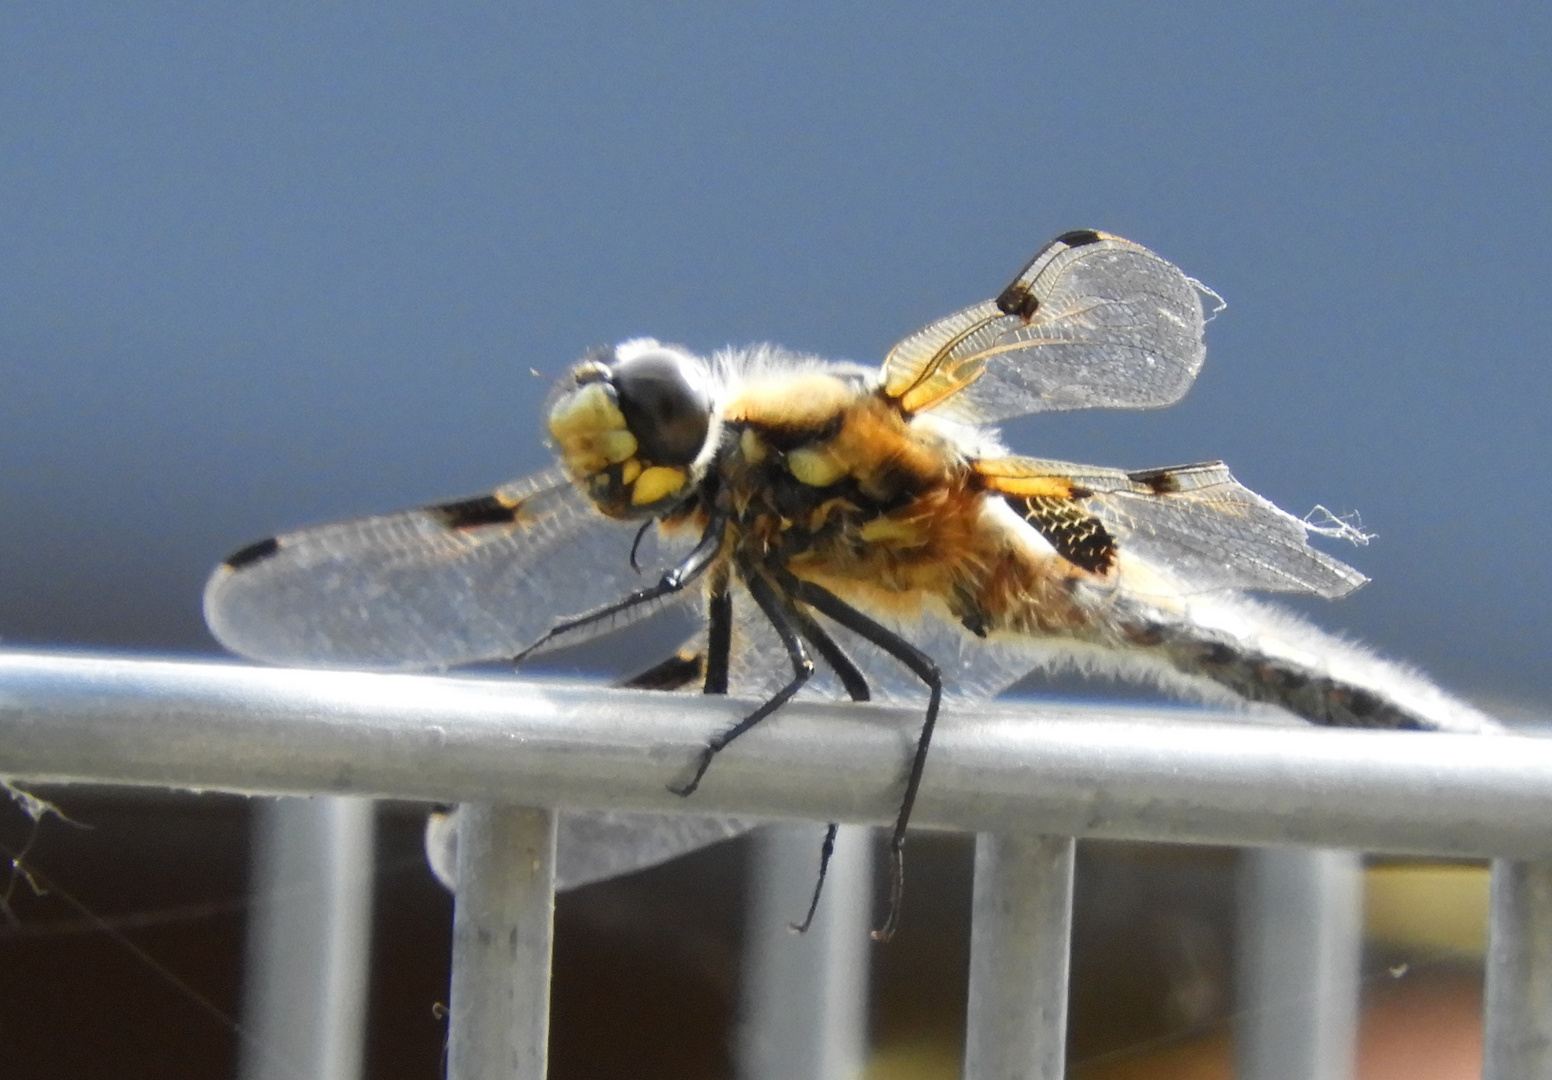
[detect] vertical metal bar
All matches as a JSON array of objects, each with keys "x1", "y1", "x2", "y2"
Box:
[
  {"x1": 240, "y1": 796, "x2": 376, "y2": 1080},
  {"x1": 738, "y1": 823, "x2": 873, "y2": 1080},
  {"x1": 445, "y1": 803, "x2": 558, "y2": 1080},
  {"x1": 963, "y1": 833, "x2": 1076, "y2": 1080},
  {"x1": 1235, "y1": 849, "x2": 1361, "y2": 1080},
  {"x1": 1483, "y1": 858, "x2": 1552, "y2": 1079}
]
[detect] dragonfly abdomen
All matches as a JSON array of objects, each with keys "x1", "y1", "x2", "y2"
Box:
[{"x1": 1124, "y1": 593, "x2": 1503, "y2": 735}]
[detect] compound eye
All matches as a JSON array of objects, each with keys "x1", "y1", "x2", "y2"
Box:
[{"x1": 610, "y1": 348, "x2": 712, "y2": 467}]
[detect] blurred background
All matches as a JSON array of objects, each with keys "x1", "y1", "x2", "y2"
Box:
[{"x1": 1, "y1": 3, "x2": 1546, "y2": 1077}]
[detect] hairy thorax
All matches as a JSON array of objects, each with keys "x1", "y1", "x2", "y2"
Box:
[{"x1": 715, "y1": 374, "x2": 1099, "y2": 637}]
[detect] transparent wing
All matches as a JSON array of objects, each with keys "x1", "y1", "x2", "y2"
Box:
[
  {"x1": 881, "y1": 231, "x2": 1212, "y2": 422},
  {"x1": 977, "y1": 456, "x2": 1369, "y2": 598},
  {"x1": 204, "y1": 467, "x2": 696, "y2": 668},
  {"x1": 425, "y1": 807, "x2": 755, "y2": 893},
  {"x1": 553, "y1": 811, "x2": 756, "y2": 891},
  {"x1": 210, "y1": 470, "x2": 756, "y2": 888}
]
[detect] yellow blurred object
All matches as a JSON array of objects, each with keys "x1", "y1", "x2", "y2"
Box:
[
  {"x1": 1364, "y1": 863, "x2": 1489, "y2": 956},
  {"x1": 863, "y1": 857, "x2": 1490, "y2": 1080},
  {"x1": 865, "y1": 1036, "x2": 961, "y2": 1080},
  {"x1": 863, "y1": 1030, "x2": 1234, "y2": 1080}
]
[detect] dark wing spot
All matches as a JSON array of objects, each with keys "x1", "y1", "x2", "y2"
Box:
[
  {"x1": 995, "y1": 283, "x2": 1041, "y2": 320},
  {"x1": 1007, "y1": 495, "x2": 1116, "y2": 574},
  {"x1": 620, "y1": 651, "x2": 706, "y2": 692},
  {"x1": 429, "y1": 494, "x2": 520, "y2": 530},
  {"x1": 224, "y1": 536, "x2": 281, "y2": 570},
  {"x1": 1054, "y1": 229, "x2": 1103, "y2": 248},
  {"x1": 1128, "y1": 467, "x2": 1183, "y2": 495}
]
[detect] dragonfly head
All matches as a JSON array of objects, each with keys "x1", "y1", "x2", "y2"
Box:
[{"x1": 548, "y1": 339, "x2": 716, "y2": 518}]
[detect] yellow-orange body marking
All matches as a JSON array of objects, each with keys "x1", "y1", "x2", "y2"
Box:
[{"x1": 717, "y1": 374, "x2": 1104, "y2": 637}]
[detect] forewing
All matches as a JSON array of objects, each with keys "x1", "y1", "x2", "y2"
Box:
[
  {"x1": 204, "y1": 467, "x2": 690, "y2": 668},
  {"x1": 977, "y1": 457, "x2": 1369, "y2": 598},
  {"x1": 882, "y1": 231, "x2": 1211, "y2": 422}
]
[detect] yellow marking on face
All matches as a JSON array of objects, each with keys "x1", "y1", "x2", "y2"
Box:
[
  {"x1": 859, "y1": 516, "x2": 923, "y2": 544},
  {"x1": 787, "y1": 446, "x2": 847, "y2": 487},
  {"x1": 620, "y1": 459, "x2": 642, "y2": 485},
  {"x1": 739, "y1": 428, "x2": 767, "y2": 464},
  {"x1": 597, "y1": 429, "x2": 639, "y2": 464},
  {"x1": 631, "y1": 465, "x2": 687, "y2": 506},
  {"x1": 548, "y1": 382, "x2": 627, "y2": 442}
]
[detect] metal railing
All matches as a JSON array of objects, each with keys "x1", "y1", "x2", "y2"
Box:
[{"x1": 1, "y1": 649, "x2": 1547, "y2": 1078}]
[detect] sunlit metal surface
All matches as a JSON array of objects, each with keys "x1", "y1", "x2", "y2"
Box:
[
  {"x1": 1484, "y1": 859, "x2": 1552, "y2": 1080},
  {"x1": 239, "y1": 797, "x2": 375, "y2": 1080},
  {"x1": 1235, "y1": 849, "x2": 1362, "y2": 1080},
  {"x1": 4, "y1": 649, "x2": 1549, "y2": 1080},
  {"x1": 445, "y1": 803, "x2": 556, "y2": 1080},
  {"x1": 739, "y1": 824, "x2": 871, "y2": 1080},
  {"x1": 0, "y1": 651, "x2": 1544, "y2": 859},
  {"x1": 964, "y1": 833, "x2": 1075, "y2": 1080}
]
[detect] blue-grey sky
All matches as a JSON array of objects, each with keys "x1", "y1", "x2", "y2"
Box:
[{"x1": 1, "y1": 3, "x2": 1547, "y2": 704}]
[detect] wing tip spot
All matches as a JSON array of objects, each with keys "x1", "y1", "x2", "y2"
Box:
[
  {"x1": 1054, "y1": 228, "x2": 1104, "y2": 248},
  {"x1": 995, "y1": 230, "x2": 1109, "y2": 320},
  {"x1": 224, "y1": 536, "x2": 281, "y2": 570},
  {"x1": 620, "y1": 650, "x2": 706, "y2": 692}
]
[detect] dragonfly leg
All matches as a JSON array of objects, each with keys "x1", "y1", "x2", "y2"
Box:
[
  {"x1": 669, "y1": 566, "x2": 812, "y2": 798},
  {"x1": 778, "y1": 570, "x2": 942, "y2": 943},
  {"x1": 782, "y1": 606, "x2": 869, "y2": 933},
  {"x1": 702, "y1": 581, "x2": 731, "y2": 695},
  {"x1": 789, "y1": 821, "x2": 840, "y2": 934},
  {"x1": 619, "y1": 572, "x2": 735, "y2": 693},
  {"x1": 513, "y1": 510, "x2": 727, "y2": 663},
  {"x1": 787, "y1": 604, "x2": 871, "y2": 704}
]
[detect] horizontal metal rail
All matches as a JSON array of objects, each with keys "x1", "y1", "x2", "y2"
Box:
[
  {"x1": 0, "y1": 650, "x2": 1546, "y2": 859},
  {"x1": 3, "y1": 649, "x2": 1548, "y2": 1079}
]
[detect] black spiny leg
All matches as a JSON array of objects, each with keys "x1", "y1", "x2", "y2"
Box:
[
  {"x1": 788, "y1": 605, "x2": 871, "y2": 705},
  {"x1": 620, "y1": 572, "x2": 733, "y2": 693},
  {"x1": 783, "y1": 605, "x2": 870, "y2": 933},
  {"x1": 790, "y1": 822, "x2": 840, "y2": 934},
  {"x1": 703, "y1": 583, "x2": 732, "y2": 696},
  {"x1": 627, "y1": 519, "x2": 653, "y2": 572},
  {"x1": 670, "y1": 568, "x2": 813, "y2": 798},
  {"x1": 514, "y1": 512, "x2": 727, "y2": 664},
  {"x1": 778, "y1": 570, "x2": 942, "y2": 943}
]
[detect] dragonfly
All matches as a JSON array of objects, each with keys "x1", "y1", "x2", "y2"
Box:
[{"x1": 205, "y1": 229, "x2": 1498, "y2": 939}]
